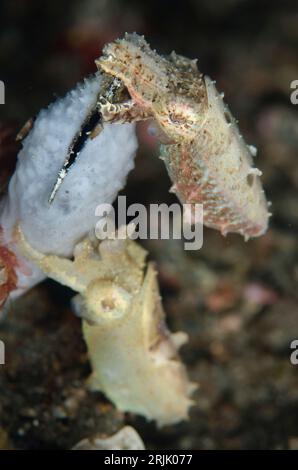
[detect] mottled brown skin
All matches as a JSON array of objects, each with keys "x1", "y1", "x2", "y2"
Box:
[
  {"x1": 96, "y1": 34, "x2": 208, "y2": 142},
  {"x1": 96, "y1": 33, "x2": 269, "y2": 239}
]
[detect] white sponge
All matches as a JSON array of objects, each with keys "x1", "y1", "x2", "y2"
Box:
[{"x1": 0, "y1": 73, "x2": 137, "y2": 299}]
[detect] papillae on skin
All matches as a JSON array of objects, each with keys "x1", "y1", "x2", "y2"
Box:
[
  {"x1": 16, "y1": 225, "x2": 196, "y2": 426},
  {"x1": 96, "y1": 33, "x2": 270, "y2": 240}
]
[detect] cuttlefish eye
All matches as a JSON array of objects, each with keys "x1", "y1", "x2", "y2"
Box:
[{"x1": 169, "y1": 112, "x2": 186, "y2": 124}]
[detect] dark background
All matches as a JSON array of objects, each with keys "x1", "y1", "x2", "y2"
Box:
[{"x1": 0, "y1": 0, "x2": 298, "y2": 450}]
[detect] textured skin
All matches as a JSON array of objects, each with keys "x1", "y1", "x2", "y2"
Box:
[
  {"x1": 96, "y1": 33, "x2": 270, "y2": 239},
  {"x1": 16, "y1": 226, "x2": 196, "y2": 426}
]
